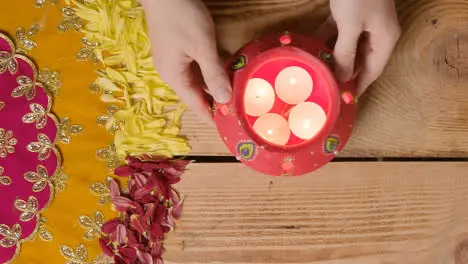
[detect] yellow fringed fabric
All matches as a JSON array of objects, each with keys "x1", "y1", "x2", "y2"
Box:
[{"x1": 70, "y1": 0, "x2": 191, "y2": 158}]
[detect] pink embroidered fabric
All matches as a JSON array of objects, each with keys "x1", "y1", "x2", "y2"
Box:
[{"x1": 0, "y1": 33, "x2": 60, "y2": 263}]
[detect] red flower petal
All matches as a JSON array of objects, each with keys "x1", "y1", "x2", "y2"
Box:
[
  {"x1": 137, "y1": 250, "x2": 153, "y2": 264},
  {"x1": 150, "y1": 241, "x2": 163, "y2": 258},
  {"x1": 114, "y1": 166, "x2": 133, "y2": 177},
  {"x1": 99, "y1": 237, "x2": 114, "y2": 257},
  {"x1": 109, "y1": 179, "x2": 121, "y2": 198},
  {"x1": 149, "y1": 223, "x2": 164, "y2": 241},
  {"x1": 102, "y1": 219, "x2": 122, "y2": 235},
  {"x1": 114, "y1": 256, "x2": 126, "y2": 264},
  {"x1": 110, "y1": 224, "x2": 128, "y2": 244},
  {"x1": 119, "y1": 247, "x2": 138, "y2": 263},
  {"x1": 171, "y1": 160, "x2": 191, "y2": 171},
  {"x1": 127, "y1": 228, "x2": 138, "y2": 246},
  {"x1": 171, "y1": 201, "x2": 183, "y2": 220},
  {"x1": 161, "y1": 214, "x2": 175, "y2": 231},
  {"x1": 155, "y1": 257, "x2": 164, "y2": 264},
  {"x1": 133, "y1": 172, "x2": 148, "y2": 187},
  {"x1": 112, "y1": 196, "x2": 133, "y2": 212},
  {"x1": 130, "y1": 201, "x2": 144, "y2": 215},
  {"x1": 131, "y1": 214, "x2": 148, "y2": 234}
]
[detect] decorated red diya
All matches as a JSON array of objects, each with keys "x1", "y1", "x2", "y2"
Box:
[{"x1": 213, "y1": 32, "x2": 357, "y2": 176}]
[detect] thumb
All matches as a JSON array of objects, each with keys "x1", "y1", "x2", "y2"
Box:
[
  {"x1": 333, "y1": 27, "x2": 361, "y2": 82},
  {"x1": 196, "y1": 48, "x2": 232, "y2": 103}
]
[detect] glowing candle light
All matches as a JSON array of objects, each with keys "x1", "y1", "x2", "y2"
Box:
[
  {"x1": 244, "y1": 78, "x2": 276, "y2": 116},
  {"x1": 253, "y1": 113, "x2": 291, "y2": 145},
  {"x1": 275, "y1": 66, "x2": 313, "y2": 105},
  {"x1": 288, "y1": 102, "x2": 326, "y2": 140}
]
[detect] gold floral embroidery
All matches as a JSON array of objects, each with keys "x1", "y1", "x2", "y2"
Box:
[
  {"x1": 34, "y1": 0, "x2": 57, "y2": 8},
  {"x1": 60, "y1": 244, "x2": 113, "y2": 264},
  {"x1": 27, "y1": 133, "x2": 54, "y2": 160},
  {"x1": 22, "y1": 103, "x2": 48, "y2": 129},
  {"x1": 90, "y1": 176, "x2": 113, "y2": 205},
  {"x1": 38, "y1": 216, "x2": 53, "y2": 242},
  {"x1": 96, "y1": 144, "x2": 121, "y2": 169},
  {"x1": 24, "y1": 165, "x2": 50, "y2": 192},
  {"x1": 0, "y1": 101, "x2": 4, "y2": 111},
  {"x1": 0, "y1": 50, "x2": 18, "y2": 74},
  {"x1": 78, "y1": 211, "x2": 104, "y2": 241},
  {"x1": 14, "y1": 196, "x2": 39, "y2": 222},
  {"x1": 0, "y1": 128, "x2": 17, "y2": 158},
  {"x1": 12, "y1": 75, "x2": 36, "y2": 100},
  {"x1": 96, "y1": 105, "x2": 121, "y2": 134},
  {"x1": 0, "y1": 166, "x2": 12, "y2": 186},
  {"x1": 58, "y1": 6, "x2": 84, "y2": 32},
  {"x1": 58, "y1": 117, "x2": 84, "y2": 144},
  {"x1": 52, "y1": 167, "x2": 68, "y2": 193},
  {"x1": 88, "y1": 82, "x2": 100, "y2": 94},
  {"x1": 16, "y1": 24, "x2": 39, "y2": 52},
  {"x1": 0, "y1": 224, "x2": 21, "y2": 248},
  {"x1": 77, "y1": 38, "x2": 99, "y2": 62},
  {"x1": 38, "y1": 68, "x2": 62, "y2": 96}
]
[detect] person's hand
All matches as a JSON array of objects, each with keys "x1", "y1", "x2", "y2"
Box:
[
  {"x1": 315, "y1": 0, "x2": 401, "y2": 95},
  {"x1": 142, "y1": 0, "x2": 231, "y2": 125}
]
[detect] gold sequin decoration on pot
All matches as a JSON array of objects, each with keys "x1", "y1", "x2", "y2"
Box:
[
  {"x1": 24, "y1": 165, "x2": 50, "y2": 192},
  {"x1": 22, "y1": 103, "x2": 48, "y2": 129},
  {"x1": 14, "y1": 196, "x2": 39, "y2": 222},
  {"x1": 0, "y1": 128, "x2": 17, "y2": 158},
  {"x1": 58, "y1": 117, "x2": 84, "y2": 144},
  {"x1": 78, "y1": 211, "x2": 104, "y2": 241},
  {"x1": 0, "y1": 166, "x2": 11, "y2": 186},
  {"x1": 96, "y1": 144, "x2": 121, "y2": 169},
  {"x1": 0, "y1": 224, "x2": 21, "y2": 248},
  {"x1": 34, "y1": 0, "x2": 57, "y2": 8},
  {"x1": 96, "y1": 105, "x2": 121, "y2": 134},
  {"x1": 90, "y1": 176, "x2": 113, "y2": 205},
  {"x1": 76, "y1": 38, "x2": 99, "y2": 63},
  {"x1": 16, "y1": 24, "x2": 39, "y2": 52},
  {"x1": 38, "y1": 68, "x2": 62, "y2": 96},
  {"x1": 12, "y1": 75, "x2": 36, "y2": 100},
  {"x1": 60, "y1": 244, "x2": 113, "y2": 264},
  {"x1": 58, "y1": 6, "x2": 84, "y2": 32},
  {"x1": 26, "y1": 133, "x2": 54, "y2": 160},
  {"x1": 38, "y1": 216, "x2": 53, "y2": 242},
  {"x1": 52, "y1": 167, "x2": 68, "y2": 193},
  {"x1": 0, "y1": 50, "x2": 19, "y2": 74}
]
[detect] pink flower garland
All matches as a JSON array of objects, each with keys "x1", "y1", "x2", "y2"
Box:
[{"x1": 99, "y1": 157, "x2": 190, "y2": 264}]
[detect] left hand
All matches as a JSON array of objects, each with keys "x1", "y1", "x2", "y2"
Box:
[{"x1": 315, "y1": 0, "x2": 401, "y2": 95}]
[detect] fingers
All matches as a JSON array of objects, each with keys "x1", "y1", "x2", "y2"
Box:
[
  {"x1": 356, "y1": 27, "x2": 400, "y2": 95},
  {"x1": 314, "y1": 16, "x2": 338, "y2": 46},
  {"x1": 195, "y1": 45, "x2": 232, "y2": 104},
  {"x1": 333, "y1": 26, "x2": 362, "y2": 82}
]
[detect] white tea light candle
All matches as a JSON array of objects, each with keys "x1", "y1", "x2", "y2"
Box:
[
  {"x1": 275, "y1": 66, "x2": 313, "y2": 105},
  {"x1": 244, "y1": 78, "x2": 276, "y2": 116},
  {"x1": 289, "y1": 102, "x2": 326, "y2": 140},
  {"x1": 253, "y1": 113, "x2": 291, "y2": 145}
]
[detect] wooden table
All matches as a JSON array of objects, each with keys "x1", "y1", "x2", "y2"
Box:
[{"x1": 167, "y1": 1, "x2": 468, "y2": 263}]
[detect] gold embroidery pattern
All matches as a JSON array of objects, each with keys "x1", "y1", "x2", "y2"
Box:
[
  {"x1": 22, "y1": 103, "x2": 48, "y2": 129},
  {"x1": 88, "y1": 82, "x2": 100, "y2": 94},
  {"x1": 78, "y1": 211, "x2": 104, "y2": 241},
  {"x1": 14, "y1": 196, "x2": 39, "y2": 222},
  {"x1": 12, "y1": 75, "x2": 37, "y2": 100},
  {"x1": 0, "y1": 50, "x2": 18, "y2": 74},
  {"x1": 96, "y1": 105, "x2": 121, "y2": 134},
  {"x1": 26, "y1": 133, "x2": 54, "y2": 160},
  {"x1": 0, "y1": 102, "x2": 4, "y2": 111},
  {"x1": 52, "y1": 167, "x2": 69, "y2": 193},
  {"x1": 0, "y1": 167, "x2": 12, "y2": 186},
  {"x1": 34, "y1": 0, "x2": 57, "y2": 8},
  {"x1": 77, "y1": 38, "x2": 99, "y2": 63},
  {"x1": 96, "y1": 144, "x2": 121, "y2": 169},
  {"x1": 90, "y1": 177, "x2": 113, "y2": 205},
  {"x1": 16, "y1": 24, "x2": 39, "y2": 52},
  {"x1": 38, "y1": 68, "x2": 62, "y2": 96},
  {"x1": 38, "y1": 216, "x2": 53, "y2": 242},
  {"x1": 60, "y1": 244, "x2": 113, "y2": 264},
  {"x1": 58, "y1": 117, "x2": 84, "y2": 144},
  {"x1": 0, "y1": 128, "x2": 18, "y2": 158},
  {"x1": 58, "y1": 6, "x2": 84, "y2": 32},
  {"x1": 24, "y1": 165, "x2": 50, "y2": 192},
  {"x1": 0, "y1": 224, "x2": 21, "y2": 248}
]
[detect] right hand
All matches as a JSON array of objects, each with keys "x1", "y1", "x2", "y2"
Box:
[{"x1": 142, "y1": 0, "x2": 232, "y2": 125}]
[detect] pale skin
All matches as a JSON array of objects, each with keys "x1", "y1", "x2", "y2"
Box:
[{"x1": 142, "y1": 0, "x2": 401, "y2": 125}]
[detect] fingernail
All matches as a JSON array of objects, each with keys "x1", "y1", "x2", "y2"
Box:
[{"x1": 215, "y1": 89, "x2": 232, "y2": 103}]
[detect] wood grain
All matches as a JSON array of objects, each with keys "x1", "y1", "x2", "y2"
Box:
[
  {"x1": 164, "y1": 163, "x2": 468, "y2": 264},
  {"x1": 180, "y1": 0, "x2": 468, "y2": 157}
]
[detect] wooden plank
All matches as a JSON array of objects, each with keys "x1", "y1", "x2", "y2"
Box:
[
  {"x1": 165, "y1": 163, "x2": 468, "y2": 264},
  {"x1": 181, "y1": 0, "x2": 468, "y2": 157}
]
